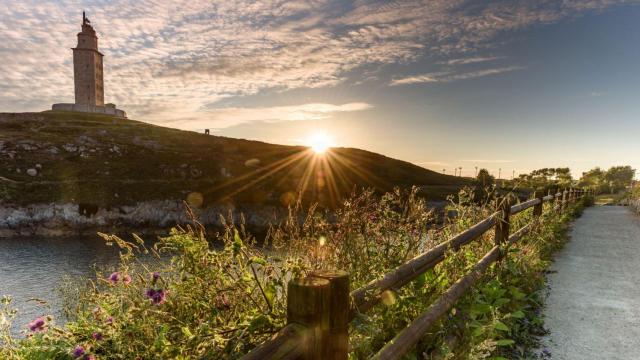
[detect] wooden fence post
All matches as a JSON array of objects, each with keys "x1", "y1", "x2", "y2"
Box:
[
  {"x1": 494, "y1": 196, "x2": 511, "y2": 258},
  {"x1": 287, "y1": 276, "x2": 331, "y2": 360},
  {"x1": 561, "y1": 189, "x2": 568, "y2": 211},
  {"x1": 311, "y1": 270, "x2": 350, "y2": 360},
  {"x1": 533, "y1": 190, "x2": 544, "y2": 217}
]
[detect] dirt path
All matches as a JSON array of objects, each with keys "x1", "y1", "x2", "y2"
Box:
[{"x1": 542, "y1": 206, "x2": 640, "y2": 359}]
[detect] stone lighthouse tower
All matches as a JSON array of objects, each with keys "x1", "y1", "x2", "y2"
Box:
[
  {"x1": 73, "y1": 12, "x2": 104, "y2": 106},
  {"x1": 52, "y1": 12, "x2": 126, "y2": 118}
]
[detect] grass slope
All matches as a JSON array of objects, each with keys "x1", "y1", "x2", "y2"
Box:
[{"x1": 0, "y1": 111, "x2": 469, "y2": 207}]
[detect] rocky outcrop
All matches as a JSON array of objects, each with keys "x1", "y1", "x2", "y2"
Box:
[{"x1": 0, "y1": 201, "x2": 286, "y2": 238}]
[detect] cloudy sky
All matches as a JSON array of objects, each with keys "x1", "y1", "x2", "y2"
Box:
[{"x1": 2, "y1": 0, "x2": 640, "y2": 177}]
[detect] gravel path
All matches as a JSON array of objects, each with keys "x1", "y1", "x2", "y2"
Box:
[{"x1": 542, "y1": 206, "x2": 640, "y2": 360}]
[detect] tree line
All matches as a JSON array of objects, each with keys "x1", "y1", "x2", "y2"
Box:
[{"x1": 473, "y1": 165, "x2": 636, "y2": 194}]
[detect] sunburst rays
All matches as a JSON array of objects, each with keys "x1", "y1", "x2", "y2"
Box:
[{"x1": 201, "y1": 146, "x2": 388, "y2": 208}]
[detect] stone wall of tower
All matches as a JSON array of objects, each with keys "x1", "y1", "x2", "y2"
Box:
[
  {"x1": 73, "y1": 50, "x2": 104, "y2": 105},
  {"x1": 73, "y1": 23, "x2": 104, "y2": 106}
]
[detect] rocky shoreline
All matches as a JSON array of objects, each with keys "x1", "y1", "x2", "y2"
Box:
[{"x1": 0, "y1": 200, "x2": 286, "y2": 238}]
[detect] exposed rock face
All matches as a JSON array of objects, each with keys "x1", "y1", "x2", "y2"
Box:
[{"x1": 0, "y1": 201, "x2": 285, "y2": 238}]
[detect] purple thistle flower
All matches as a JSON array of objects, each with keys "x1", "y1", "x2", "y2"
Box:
[
  {"x1": 72, "y1": 345, "x2": 85, "y2": 358},
  {"x1": 108, "y1": 272, "x2": 120, "y2": 283},
  {"x1": 145, "y1": 288, "x2": 166, "y2": 305},
  {"x1": 27, "y1": 317, "x2": 46, "y2": 332},
  {"x1": 123, "y1": 274, "x2": 132, "y2": 285},
  {"x1": 152, "y1": 272, "x2": 161, "y2": 284},
  {"x1": 92, "y1": 332, "x2": 103, "y2": 341}
]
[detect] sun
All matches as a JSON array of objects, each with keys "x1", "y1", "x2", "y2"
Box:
[{"x1": 306, "y1": 132, "x2": 334, "y2": 154}]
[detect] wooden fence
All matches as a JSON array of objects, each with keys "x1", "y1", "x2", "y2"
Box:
[{"x1": 242, "y1": 188, "x2": 590, "y2": 360}]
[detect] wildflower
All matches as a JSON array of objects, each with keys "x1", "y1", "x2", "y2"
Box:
[
  {"x1": 27, "y1": 317, "x2": 46, "y2": 332},
  {"x1": 152, "y1": 272, "x2": 161, "y2": 284},
  {"x1": 91, "y1": 307, "x2": 103, "y2": 319},
  {"x1": 108, "y1": 272, "x2": 120, "y2": 284},
  {"x1": 123, "y1": 274, "x2": 132, "y2": 285},
  {"x1": 92, "y1": 332, "x2": 103, "y2": 341},
  {"x1": 71, "y1": 345, "x2": 85, "y2": 358},
  {"x1": 106, "y1": 316, "x2": 113, "y2": 325},
  {"x1": 145, "y1": 288, "x2": 166, "y2": 305},
  {"x1": 216, "y1": 294, "x2": 230, "y2": 309}
]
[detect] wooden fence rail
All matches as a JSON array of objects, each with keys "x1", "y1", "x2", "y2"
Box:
[{"x1": 243, "y1": 188, "x2": 590, "y2": 360}]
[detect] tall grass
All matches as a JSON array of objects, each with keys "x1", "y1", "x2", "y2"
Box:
[
  {"x1": 630, "y1": 186, "x2": 640, "y2": 214},
  {"x1": 0, "y1": 187, "x2": 587, "y2": 359}
]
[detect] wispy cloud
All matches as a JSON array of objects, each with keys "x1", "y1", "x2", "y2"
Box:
[
  {"x1": 440, "y1": 56, "x2": 503, "y2": 65},
  {"x1": 461, "y1": 159, "x2": 516, "y2": 164},
  {"x1": 0, "y1": 0, "x2": 630, "y2": 127},
  {"x1": 153, "y1": 102, "x2": 372, "y2": 130},
  {"x1": 413, "y1": 161, "x2": 451, "y2": 167},
  {"x1": 391, "y1": 66, "x2": 524, "y2": 86}
]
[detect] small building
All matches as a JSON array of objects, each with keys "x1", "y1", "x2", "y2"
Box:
[{"x1": 52, "y1": 12, "x2": 126, "y2": 118}]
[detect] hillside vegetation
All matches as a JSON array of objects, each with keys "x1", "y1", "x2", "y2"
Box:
[{"x1": 0, "y1": 111, "x2": 468, "y2": 208}]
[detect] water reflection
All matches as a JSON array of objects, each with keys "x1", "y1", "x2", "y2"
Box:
[{"x1": 0, "y1": 236, "x2": 121, "y2": 334}]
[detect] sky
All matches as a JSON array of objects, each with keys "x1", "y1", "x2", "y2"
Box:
[{"x1": 1, "y1": 0, "x2": 640, "y2": 178}]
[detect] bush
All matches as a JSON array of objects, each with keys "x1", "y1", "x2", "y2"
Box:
[{"x1": 0, "y1": 188, "x2": 587, "y2": 359}]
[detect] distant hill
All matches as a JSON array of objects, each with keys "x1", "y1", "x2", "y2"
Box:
[{"x1": 0, "y1": 111, "x2": 470, "y2": 208}]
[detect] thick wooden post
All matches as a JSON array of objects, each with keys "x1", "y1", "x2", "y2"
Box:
[
  {"x1": 287, "y1": 276, "x2": 331, "y2": 360},
  {"x1": 311, "y1": 270, "x2": 350, "y2": 360},
  {"x1": 533, "y1": 190, "x2": 544, "y2": 217},
  {"x1": 494, "y1": 196, "x2": 511, "y2": 258}
]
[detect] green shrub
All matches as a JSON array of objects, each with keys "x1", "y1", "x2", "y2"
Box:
[{"x1": 0, "y1": 188, "x2": 586, "y2": 359}]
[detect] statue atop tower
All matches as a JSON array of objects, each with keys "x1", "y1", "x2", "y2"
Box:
[{"x1": 52, "y1": 12, "x2": 126, "y2": 118}]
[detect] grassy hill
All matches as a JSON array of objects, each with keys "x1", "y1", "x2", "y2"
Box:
[{"x1": 0, "y1": 111, "x2": 470, "y2": 208}]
